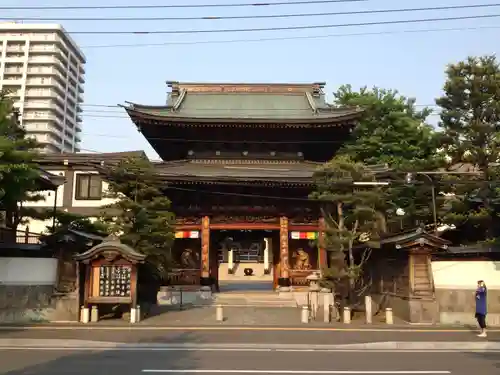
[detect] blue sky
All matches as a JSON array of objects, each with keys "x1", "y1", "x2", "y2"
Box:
[{"x1": 4, "y1": 0, "x2": 500, "y2": 159}]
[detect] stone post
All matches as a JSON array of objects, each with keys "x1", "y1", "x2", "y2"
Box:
[
  {"x1": 323, "y1": 293, "x2": 331, "y2": 323},
  {"x1": 90, "y1": 305, "x2": 99, "y2": 322},
  {"x1": 81, "y1": 306, "x2": 89, "y2": 324},
  {"x1": 365, "y1": 295, "x2": 373, "y2": 324},
  {"x1": 386, "y1": 307, "x2": 394, "y2": 325},
  {"x1": 301, "y1": 305, "x2": 309, "y2": 323},
  {"x1": 343, "y1": 307, "x2": 351, "y2": 324},
  {"x1": 216, "y1": 304, "x2": 224, "y2": 322}
]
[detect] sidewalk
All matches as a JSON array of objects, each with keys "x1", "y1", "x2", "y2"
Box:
[{"x1": 0, "y1": 305, "x2": 491, "y2": 331}]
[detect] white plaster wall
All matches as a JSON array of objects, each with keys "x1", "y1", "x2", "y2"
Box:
[
  {"x1": 18, "y1": 218, "x2": 53, "y2": 235},
  {"x1": 22, "y1": 170, "x2": 65, "y2": 208},
  {"x1": 71, "y1": 171, "x2": 117, "y2": 207},
  {"x1": 0, "y1": 257, "x2": 58, "y2": 285},
  {"x1": 432, "y1": 261, "x2": 500, "y2": 289}
]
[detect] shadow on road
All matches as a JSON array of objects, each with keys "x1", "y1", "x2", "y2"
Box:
[{"x1": 1, "y1": 331, "x2": 203, "y2": 375}]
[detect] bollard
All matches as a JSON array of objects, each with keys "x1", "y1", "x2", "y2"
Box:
[
  {"x1": 385, "y1": 307, "x2": 394, "y2": 325},
  {"x1": 136, "y1": 305, "x2": 141, "y2": 322},
  {"x1": 365, "y1": 295, "x2": 373, "y2": 324},
  {"x1": 90, "y1": 305, "x2": 99, "y2": 322},
  {"x1": 343, "y1": 306, "x2": 351, "y2": 324},
  {"x1": 130, "y1": 307, "x2": 137, "y2": 323},
  {"x1": 81, "y1": 306, "x2": 90, "y2": 324},
  {"x1": 323, "y1": 294, "x2": 331, "y2": 323},
  {"x1": 216, "y1": 304, "x2": 224, "y2": 322},
  {"x1": 301, "y1": 305, "x2": 309, "y2": 324}
]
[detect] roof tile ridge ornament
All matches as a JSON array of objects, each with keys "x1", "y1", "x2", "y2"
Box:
[
  {"x1": 304, "y1": 92, "x2": 318, "y2": 114},
  {"x1": 172, "y1": 88, "x2": 187, "y2": 112}
]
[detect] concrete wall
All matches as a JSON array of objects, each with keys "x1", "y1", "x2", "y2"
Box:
[
  {"x1": 0, "y1": 257, "x2": 77, "y2": 323},
  {"x1": 432, "y1": 260, "x2": 500, "y2": 326}
]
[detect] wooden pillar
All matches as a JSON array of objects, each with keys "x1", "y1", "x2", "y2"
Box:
[
  {"x1": 318, "y1": 217, "x2": 327, "y2": 269},
  {"x1": 279, "y1": 216, "x2": 290, "y2": 288},
  {"x1": 201, "y1": 216, "x2": 210, "y2": 283}
]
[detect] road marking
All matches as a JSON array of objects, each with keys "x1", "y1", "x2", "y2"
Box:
[
  {"x1": 140, "y1": 370, "x2": 451, "y2": 374},
  {"x1": 0, "y1": 325, "x2": 496, "y2": 333},
  {"x1": 0, "y1": 347, "x2": 498, "y2": 353}
]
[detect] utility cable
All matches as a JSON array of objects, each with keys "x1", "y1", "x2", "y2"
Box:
[
  {"x1": 0, "y1": 0, "x2": 367, "y2": 10},
  {"x1": 34, "y1": 14, "x2": 500, "y2": 35},
  {"x1": 80, "y1": 25, "x2": 500, "y2": 49},
  {"x1": 4, "y1": 4, "x2": 498, "y2": 21}
]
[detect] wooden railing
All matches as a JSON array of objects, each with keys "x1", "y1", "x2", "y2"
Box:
[
  {"x1": 0, "y1": 227, "x2": 42, "y2": 245},
  {"x1": 166, "y1": 268, "x2": 201, "y2": 286},
  {"x1": 289, "y1": 269, "x2": 319, "y2": 287}
]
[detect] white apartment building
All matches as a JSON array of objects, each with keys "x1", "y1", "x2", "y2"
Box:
[{"x1": 0, "y1": 23, "x2": 86, "y2": 153}]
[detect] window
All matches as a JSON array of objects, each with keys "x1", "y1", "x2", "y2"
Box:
[{"x1": 75, "y1": 174, "x2": 102, "y2": 200}]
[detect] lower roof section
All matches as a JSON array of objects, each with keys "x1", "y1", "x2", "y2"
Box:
[{"x1": 154, "y1": 159, "x2": 319, "y2": 184}]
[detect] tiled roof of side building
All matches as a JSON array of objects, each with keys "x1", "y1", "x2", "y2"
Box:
[
  {"x1": 36, "y1": 151, "x2": 148, "y2": 165},
  {"x1": 122, "y1": 81, "x2": 363, "y2": 124}
]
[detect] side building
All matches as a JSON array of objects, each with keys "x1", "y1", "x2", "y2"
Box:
[{"x1": 0, "y1": 23, "x2": 85, "y2": 153}]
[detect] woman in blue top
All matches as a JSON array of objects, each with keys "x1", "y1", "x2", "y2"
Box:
[{"x1": 475, "y1": 280, "x2": 487, "y2": 337}]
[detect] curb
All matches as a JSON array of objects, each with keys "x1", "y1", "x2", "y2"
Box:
[{"x1": 0, "y1": 324, "x2": 496, "y2": 332}]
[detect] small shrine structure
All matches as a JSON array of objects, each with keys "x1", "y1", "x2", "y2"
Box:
[{"x1": 74, "y1": 235, "x2": 146, "y2": 323}]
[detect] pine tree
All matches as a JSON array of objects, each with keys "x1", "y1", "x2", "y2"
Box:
[
  {"x1": 100, "y1": 156, "x2": 175, "y2": 277},
  {"x1": 46, "y1": 210, "x2": 109, "y2": 235},
  {"x1": 333, "y1": 85, "x2": 445, "y2": 231},
  {"x1": 0, "y1": 89, "x2": 44, "y2": 230},
  {"x1": 436, "y1": 55, "x2": 500, "y2": 244},
  {"x1": 311, "y1": 155, "x2": 386, "y2": 303}
]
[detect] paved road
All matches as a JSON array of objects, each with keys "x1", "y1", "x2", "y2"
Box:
[
  {"x1": 0, "y1": 327, "x2": 494, "y2": 345},
  {"x1": 0, "y1": 348, "x2": 498, "y2": 375}
]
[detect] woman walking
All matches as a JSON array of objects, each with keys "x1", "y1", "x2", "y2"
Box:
[{"x1": 475, "y1": 280, "x2": 488, "y2": 337}]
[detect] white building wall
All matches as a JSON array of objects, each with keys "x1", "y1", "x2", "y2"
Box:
[
  {"x1": 0, "y1": 257, "x2": 58, "y2": 285},
  {"x1": 432, "y1": 261, "x2": 500, "y2": 289}
]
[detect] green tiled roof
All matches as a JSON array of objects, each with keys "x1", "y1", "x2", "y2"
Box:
[{"x1": 124, "y1": 83, "x2": 362, "y2": 122}]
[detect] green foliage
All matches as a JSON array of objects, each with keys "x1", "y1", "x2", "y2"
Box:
[
  {"x1": 45, "y1": 210, "x2": 109, "y2": 235},
  {"x1": 436, "y1": 55, "x2": 500, "y2": 243},
  {"x1": 0, "y1": 90, "x2": 44, "y2": 229},
  {"x1": 333, "y1": 85, "x2": 446, "y2": 231},
  {"x1": 311, "y1": 155, "x2": 385, "y2": 297},
  {"x1": 100, "y1": 156, "x2": 175, "y2": 278}
]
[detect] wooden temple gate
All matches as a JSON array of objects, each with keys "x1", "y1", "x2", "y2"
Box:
[{"x1": 170, "y1": 216, "x2": 328, "y2": 290}]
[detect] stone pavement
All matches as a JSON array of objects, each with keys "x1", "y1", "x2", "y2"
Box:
[{"x1": 146, "y1": 306, "x2": 303, "y2": 326}]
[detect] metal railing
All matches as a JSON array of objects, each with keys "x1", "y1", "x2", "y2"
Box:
[{"x1": 0, "y1": 227, "x2": 42, "y2": 245}]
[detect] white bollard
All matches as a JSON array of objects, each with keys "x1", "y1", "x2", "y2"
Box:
[
  {"x1": 301, "y1": 305, "x2": 309, "y2": 324},
  {"x1": 343, "y1": 307, "x2": 351, "y2": 324},
  {"x1": 216, "y1": 304, "x2": 224, "y2": 322},
  {"x1": 130, "y1": 307, "x2": 137, "y2": 323},
  {"x1": 90, "y1": 305, "x2": 99, "y2": 322},
  {"x1": 323, "y1": 294, "x2": 331, "y2": 323},
  {"x1": 365, "y1": 295, "x2": 373, "y2": 324},
  {"x1": 81, "y1": 307, "x2": 90, "y2": 324},
  {"x1": 385, "y1": 307, "x2": 394, "y2": 325}
]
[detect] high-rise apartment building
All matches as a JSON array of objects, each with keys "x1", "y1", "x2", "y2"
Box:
[{"x1": 0, "y1": 23, "x2": 86, "y2": 153}]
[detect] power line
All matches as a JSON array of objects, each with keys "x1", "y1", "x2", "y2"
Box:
[
  {"x1": 5, "y1": 4, "x2": 499, "y2": 21},
  {"x1": 46, "y1": 14, "x2": 500, "y2": 35},
  {"x1": 81, "y1": 103, "x2": 441, "y2": 109},
  {"x1": 81, "y1": 25, "x2": 500, "y2": 49},
  {"x1": 0, "y1": 0, "x2": 366, "y2": 10}
]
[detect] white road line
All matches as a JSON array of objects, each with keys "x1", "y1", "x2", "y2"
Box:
[
  {"x1": 0, "y1": 347, "x2": 498, "y2": 353},
  {"x1": 141, "y1": 371, "x2": 451, "y2": 374}
]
